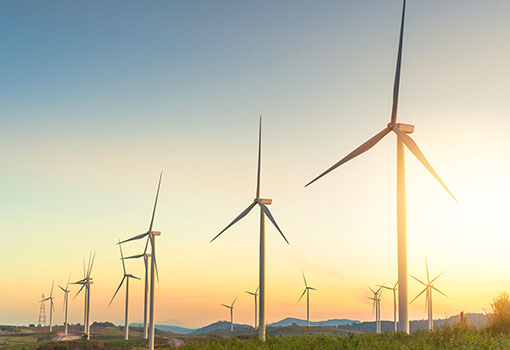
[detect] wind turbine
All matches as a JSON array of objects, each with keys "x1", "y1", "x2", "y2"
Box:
[
  {"x1": 122, "y1": 239, "x2": 151, "y2": 339},
  {"x1": 367, "y1": 286, "x2": 383, "y2": 334},
  {"x1": 379, "y1": 282, "x2": 398, "y2": 332},
  {"x1": 73, "y1": 252, "x2": 95, "y2": 340},
  {"x1": 40, "y1": 279, "x2": 55, "y2": 332},
  {"x1": 304, "y1": 0, "x2": 456, "y2": 333},
  {"x1": 119, "y1": 173, "x2": 162, "y2": 350},
  {"x1": 210, "y1": 117, "x2": 289, "y2": 341},
  {"x1": 298, "y1": 272, "x2": 317, "y2": 327},
  {"x1": 109, "y1": 240, "x2": 140, "y2": 340},
  {"x1": 58, "y1": 276, "x2": 71, "y2": 336},
  {"x1": 410, "y1": 258, "x2": 446, "y2": 330},
  {"x1": 220, "y1": 296, "x2": 237, "y2": 333},
  {"x1": 244, "y1": 287, "x2": 259, "y2": 330}
]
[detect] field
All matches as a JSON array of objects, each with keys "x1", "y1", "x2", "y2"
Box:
[{"x1": 3, "y1": 323, "x2": 510, "y2": 350}]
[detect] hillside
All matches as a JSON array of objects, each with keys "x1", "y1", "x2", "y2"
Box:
[{"x1": 269, "y1": 317, "x2": 359, "y2": 328}]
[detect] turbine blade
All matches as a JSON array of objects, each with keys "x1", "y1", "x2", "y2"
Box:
[
  {"x1": 109, "y1": 276, "x2": 126, "y2": 306},
  {"x1": 431, "y1": 285, "x2": 447, "y2": 298},
  {"x1": 255, "y1": 286, "x2": 259, "y2": 294},
  {"x1": 123, "y1": 253, "x2": 145, "y2": 260},
  {"x1": 367, "y1": 286, "x2": 376, "y2": 294},
  {"x1": 210, "y1": 202, "x2": 257, "y2": 242},
  {"x1": 148, "y1": 172, "x2": 163, "y2": 233},
  {"x1": 220, "y1": 304, "x2": 230, "y2": 308},
  {"x1": 425, "y1": 256, "x2": 430, "y2": 283},
  {"x1": 309, "y1": 287, "x2": 318, "y2": 291},
  {"x1": 392, "y1": 126, "x2": 457, "y2": 202},
  {"x1": 305, "y1": 127, "x2": 391, "y2": 187},
  {"x1": 409, "y1": 274, "x2": 427, "y2": 286},
  {"x1": 394, "y1": 281, "x2": 398, "y2": 289},
  {"x1": 41, "y1": 297, "x2": 51, "y2": 302},
  {"x1": 143, "y1": 235, "x2": 150, "y2": 255},
  {"x1": 256, "y1": 115, "x2": 262, "y2": 199},
  {"x1": 257, "y1": 201, "x2": 289, "y2": 244},
  {"x1": 298, "y1": 288, "x2": 307, "y2": 303},
  {"x1": 409, "y1": 287, "x2": 427, "y2": 304},
  {"x1": 66, "y1": 275, "x2": 71, "y2": 290},
  {"x1": 430, "y1": 271, "x2": 445, "y2": 285},
  {"x1": 231, "y1": 296, "x2": 238, "y2": 307},
  {"x1": 119, "y1": 231, "x2": 149, "y2": 244},
  {"x1": 88, "y1": 252, "x2": 96, "y2": 278},
  {"x1": 302, "y1": 271, "x2": 308, "y2": 288},
  {"x1": 390, "y1": 0, "x2": 407, "y2": 124},
  {"x1": 58, "y1": 285, "x2": 66, "y2": 292},
  {"x1": 118, "y1": 240, "x2": 126, "y2": 275},
  {"x1": 73, "y1": 284, "x2": 85, "y2": 300},
  {"x1": 50, "y1": 279, "x2": 55, "y2": 297}
]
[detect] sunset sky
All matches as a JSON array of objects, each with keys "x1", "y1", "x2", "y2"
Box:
[{"x1": 1, "y1": 0, "x2": 509, "y2": 328}]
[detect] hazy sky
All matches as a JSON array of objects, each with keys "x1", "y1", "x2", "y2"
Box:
[{"x1": 1, "y1": 0, "x2": 509, "y2": 327}]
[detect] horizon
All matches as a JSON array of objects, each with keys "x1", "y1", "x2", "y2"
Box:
[{"x1": 1, "y1": 0, "x2": 509, "y2": 330}]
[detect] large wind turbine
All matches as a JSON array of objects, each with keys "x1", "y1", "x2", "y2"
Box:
[
  {"x1": 220, "y1": 296, "x2": 237, "y2": 333},
  {"x1": 210, "y1": 117, "x2": 289, "y2": 341},
  {"x1": 244, "y1": 287, "x2": 259, "y2": 330},
  {"x1": 305, "y1": 0, "x2": 456, "y2": 333},
  {"x1": 123, "y1": 240, "x2": 151, "y2": 339},
  {"x1": 73, "y1": 252, "x2": 95, "y2": 340},
  {"x1": 298, "y1": 272, "x2": 317, "y2": 327},
  {"x1": 367, "y1": 286, "x2": 383, "y2": 334},
  {"x1": 58, "y1": 276, "x2": 71, "y2": 336},
  {"x1": 410, "y1": 258, "x2": 446, "y2": 330},
  {"x1": 119, "y1": 173, "x2": 162, "y2": 350},
  {"x1": 379, "y1": 282, "x2": 398, "y2": 332},
  {"x1": 40, "y1": 279, "x2": 55, "y2": 332},
  {"x1": 109, "y1": 240, "x2": 140, "y2": 340}
]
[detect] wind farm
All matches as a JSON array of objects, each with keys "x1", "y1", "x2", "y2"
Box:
[{"x1": 1, "y1": 0, "x2": 509, "y2": 349}]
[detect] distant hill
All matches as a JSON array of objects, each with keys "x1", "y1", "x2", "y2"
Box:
[
  {"x1": 269, "y1": 318, "x2": 359, "y2": 328},
  {"x1": 338, "y1": 313, "x2": 486, "y2": 333},
  {"x1": 130, "y1": 323, "x2": 196, "y2": 334},
  {"x1": 192, "y1": 321, "x2": 253, "y2": 334}
]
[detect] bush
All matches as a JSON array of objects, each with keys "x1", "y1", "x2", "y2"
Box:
[{"x1": 487, "y1": 291, "x2": 510, "y2": 334}]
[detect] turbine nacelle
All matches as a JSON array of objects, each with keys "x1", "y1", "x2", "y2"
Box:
[{"x1": 388, "y1": 122, "x2": 415, "y2": 134}]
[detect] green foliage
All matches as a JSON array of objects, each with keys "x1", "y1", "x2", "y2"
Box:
[{"x1": 487, "y1": 291, "x2": 510, "y2": 334}]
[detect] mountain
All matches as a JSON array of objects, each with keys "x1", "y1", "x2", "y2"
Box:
[
  {"x1": 269, "y1": 318, "x2": 359, "y2": 328},
  {"x1": 192, "y1": 321, "x2": 253, "y2": 334},
  {"x1": 130, "y1": 323, "x2": 196, "y2": 334}
]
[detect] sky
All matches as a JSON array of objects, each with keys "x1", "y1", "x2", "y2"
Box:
[{"x1": 0, "y1": 0, "x2": 509, "y2": 328}]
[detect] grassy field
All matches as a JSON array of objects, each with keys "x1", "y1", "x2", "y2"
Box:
[{"x1": 2, "y1": 324, "x2": 510, "y2": 349}]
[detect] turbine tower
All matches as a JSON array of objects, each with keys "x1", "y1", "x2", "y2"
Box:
[
  {"x1": 367, "y1": 286, "x2": 383, "y2": 334},
  {"x1": 298, "y1": 272, "x2": 317, "y2": 327},
  {"x1": 73, "y1": 252, "x2": 95, "y2": 340},
  {"x1": 58, "y1": 276, "x2": 71, "y2": 336},
  {"x1": 210, "y1": 117, "x2": 289, "y2": 341},
  {"x1": 40, "y1": 279, "x2": 55, "y2": 332},
  {"x1": 220, "y1": 296, "x2": 237, "y2": 333},
  {"x1": 119, "y1": 173, "x2": 162, "y2": 350},
  {"x1": 379, "y1": 282, "x2": 398, "y2": 332},
  {"x1": 244, "y1": 287, "x2": 259, "y2": 330},
  {"x1": 410, "y1": 258, "x2": 447, "y2": 330},
  {"x1": 109, "y1": 240, "x2": 140, "y2": 340},
  {"x1": 123, "y1": 243, "x2": 151, "y2": 339},
  {"x1": 305, "y1": 0, "x2": 456, "y2": 333}
]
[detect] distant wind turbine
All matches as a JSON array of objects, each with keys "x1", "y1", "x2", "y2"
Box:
[
  {"x1": 379, "y1": 282, "x2": 398, "y2": 332},
  {"x1": 40, "y1": 279, "x2": 55, "y2": 332},
  {"x1": 119, "y1": 173, "x2": 162, "y2": 350},
  {"x1": 210, "y1": 117, "x2": 289, "y2": 341},
  {"x1": 367, "y1": 286, "x2": 383, "y2": 334},
  {"x1": 305, "y1": 0, "x2": 456, "y2": 333},
  {"x1": 73, "y1": 252, "x2": 95, "y2": 340},
  {"x1": 58, "y1": 276, "x2": 71, "y2": 336},
  {"x1": 244, "y1": 287, "x2": 259, "y2": 330},
  {"x1": 410, "y1": 258, "x2": 447, "y2": 330},
  {"x1": 220, "y1": 296, "x2": 237, "y2": 333},
  {"x1": 298, "y1": 272, "x2": 317, "y2": 327},
  {"x1": 109, "y1": 240, "x2": 140, "y2": 340},
  {"x1": 123, "y1": 240, "x2": 151, "y2": 339}
]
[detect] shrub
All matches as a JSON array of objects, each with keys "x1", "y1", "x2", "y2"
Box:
[{"x1": 487, "y1": 291, "x2": 510, "y2": 334}]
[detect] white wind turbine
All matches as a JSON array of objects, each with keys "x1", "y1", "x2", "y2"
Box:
[
  {"x1": 210, "y1": 117, "x2": 289, "y2": 341},
  {"x1": 220, "y1": 296, "x2": 237, "y2": 333},
  {"x1": 379, "y1": 282, "x2": 398, "y2": 332},
  {"x1": 58, "y1": 276, "x2": 71, "y2": 336},
  {"x1": 122, "y1": 239, "x2": 151, "y2": 339},
  {"x1": 119, "y1": 173, "x2": 162, "y2": 350},
  {"x1": 367, "y1": 286, "x2": 383, "y2": 334},
  {"x1": 305, "y1": 0, "x2": 456, "y2": 333},
  {"x1": 244, "y1": 287, "x2": 259, "y2": 330},
  {"x1": 109, "y1": 240, "x2": 140, "y2": 340},
  {"x1": 40, "y1": 279, "x2": 55, "y2": 332},
  {"x1": 73, "y1": 252, "x2": 95, "y2": 340},
  {"x1": 410, "y1": 258, "x2": 446, "y2": 331},
  {"x1": 298, "y1": 272, "x2": 317, "y2": 327}
]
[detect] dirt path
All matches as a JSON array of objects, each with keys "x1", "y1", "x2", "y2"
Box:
[{"x1": 168, "y1": 338, "x2": 185, "y2": 347}]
